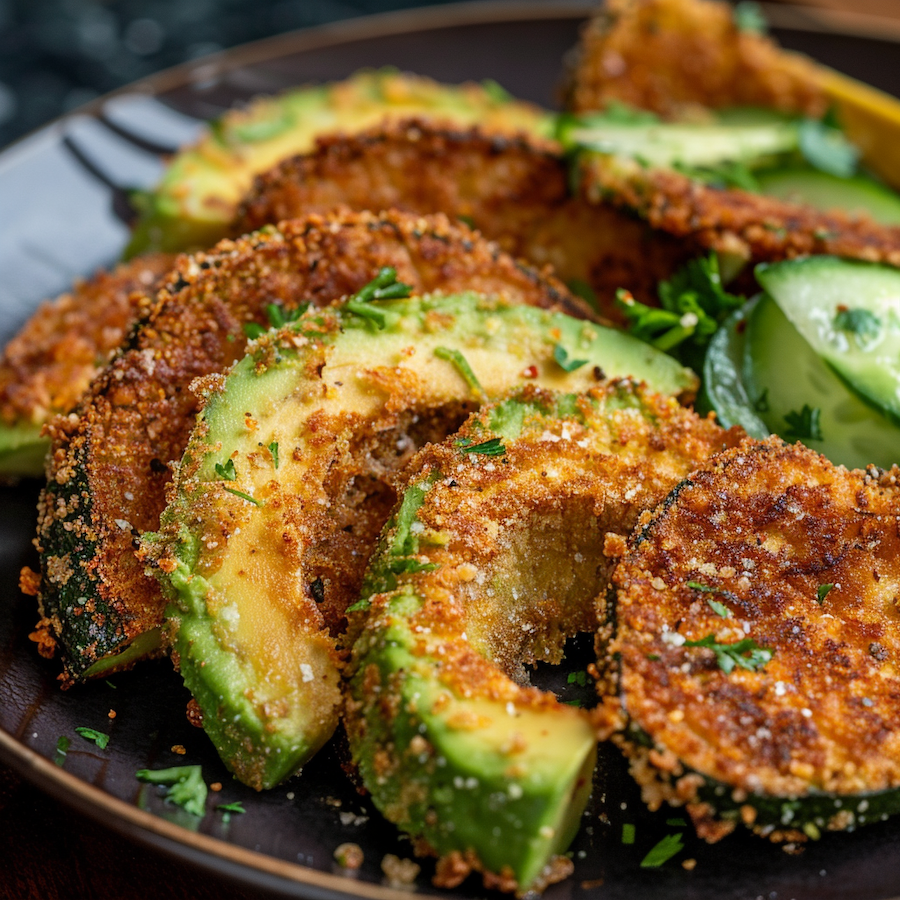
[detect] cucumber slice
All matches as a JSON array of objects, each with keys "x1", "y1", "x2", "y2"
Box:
[
  {"x1": 756, "y1": 256, "x2": 900, "y2": 424},
  {"x1": 558, "y1": 117, "x2": 799, "y2": 170},
  {"x1": 756, "y1": 167, "x2": 900, "y2": 224},
  {"x1": 744, "y1": 293, "x2": 900, "y2": 469},
  {"x1": 700, "y1": 300, "x2": 768, "y2": 437}
]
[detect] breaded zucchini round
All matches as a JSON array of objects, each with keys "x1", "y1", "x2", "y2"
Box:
[
  {"x1": 345, "y1": 383, "x2": 739, "y2": 893},
  {"x1": 612, "y1": 437, "x2": 900, "y2": 843}
]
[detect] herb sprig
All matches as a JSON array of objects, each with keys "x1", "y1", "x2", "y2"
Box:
[
  {"x1": 685, "y1": 634, "x2": 773, "y2": 674},
  {"x1": 136, "y1": 765, "x2": 208, "y2": 817}
]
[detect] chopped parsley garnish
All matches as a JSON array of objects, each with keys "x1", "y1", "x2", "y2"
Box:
[
  {"x1": 434, "y1": 346, "x2": 484, "y2": 398},
  {"x1": 567, "y1": 670, "x2": 589, "y2": 687},
  {"x1": 799, "y1": 118, "x2": 859, "y2": 178},
  {"x1": 666, "y1": 817, "x2": 688, "y2": 827},
  {"x1": 686, "y1": 582, "x2": 733, "y2": 617},
  {"x1": 215, "y1": 459, "x2": 237, "y2": 481},
  {"x1": 640, "y1": 832, "x2": 684, "y2": 868},
  {"x1": 834, "y1": 307, "x2": 881, "y2": 343},
  {"x1": 455, "y1": 436, "x2": 506, "y2": 457},
  {"x1": 224, "y1": 486, "x2": 262, "y2": 507},
  {"x1": 54, "y1": 736, "x2": 70, "y2": 766},
  {"x1": 553, "y1": 344, "x2": 589, "y2": 372},
  {"x1": 345, "y1": 266, "x2": 412, "y2": 329},
  {"x1": 733, "y1": 1, "x2": 767, "y2": 34},
  {"x1": 106, "y1": 680, "x2": 117, "y2": 689},
  {"x1": 685, "y1": 634, "x2": 773, "y2": 674},
  {"x1": 136, "y1": 765, "x2": 208, "y2": 817},
  {"x1": 622, "y1": 823, "x2": 636, "y2": 845},
  {"x1": 617, "y1": 253, "x2": 744, "y2": 368},
  {"x1": 243, "y1": 302, "x2": 310, "y2": 338},
  {"x1": 707, "y1": 598, "x2": 732, "y2": 619},
  {"x1": 216, "y1": 801, "x2": 246, "y2": 814},
  {"x1": 75, "y1": 727, "x2": 109, "y2": 749},
  {"x1": 268, "y1": 441, "x2": 280, "y2": 469},
  {"x1": 783, "y1": 404, "x2": 823, "y2": 442},
  {"x1": 817, "y1": 583, "x2": 835, "y2": 604}
]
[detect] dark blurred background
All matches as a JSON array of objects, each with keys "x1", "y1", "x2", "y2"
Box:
[{"x1": 0, "y1": 0, "x2": 470, "y2": 149}]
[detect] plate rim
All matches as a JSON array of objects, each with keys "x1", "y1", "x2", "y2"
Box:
[{"x1": 2, "y1": 2, "x2": 900, "y2": 899}]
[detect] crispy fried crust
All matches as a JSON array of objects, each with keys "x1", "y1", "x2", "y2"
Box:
[
  {"x1": 0, "y1": 254, "x2": 174, "y2": 428},
  {"x1": 565, "y1": 0, "x2": 827, "y2": 118},
  {"x1": 612, "y1": 438, "x2": 900, "y2": 839},
  {"x1": 234, "y1": 120, "x2": 696, "y2": 316},
  {"x1": 581, "y1": 156, "x2": 900, "y2": 268},
  {"x1": 35, "y1": 209, "x2": 595, "y2": 685}
]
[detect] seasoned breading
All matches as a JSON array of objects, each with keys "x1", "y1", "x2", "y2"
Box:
[
  {"x1": 580, "y1": 155, "x2": 900, "y2": 269},
  {"x1": 0, "y1": 254, "x2": 174, "y2": 429},
  {"x1": 33, "y1": 209, "x2": 596, "y2": 686},
  {"x1": 611, "y1": 438, "x2": 900, "y2": 842},
  {"x1": 565, "y1": 0, "x2": 827, "y2": 118},
  {"x1": 235, "y1": 120, "x2": 694, "y2": 315}
]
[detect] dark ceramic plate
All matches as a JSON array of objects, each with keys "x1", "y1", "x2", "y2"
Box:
[{"x1": 3, "y1": 2, "x2": 900, "y2": 899}]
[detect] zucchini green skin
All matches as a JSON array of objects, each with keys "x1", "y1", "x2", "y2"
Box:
[
  {"x1": 148, "y1": 292, "x2": 696, "y2": 790},
  {"x1": 124, "y1": 69, "x2": 553, "y2": 258}
]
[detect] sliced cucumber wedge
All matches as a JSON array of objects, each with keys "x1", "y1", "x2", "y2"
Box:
[
  {"x1": 756, "y1": 256, "x2": 900, "y2": 425},
  {"x1": 558, "y1": 116, "x2": 799, "y2": 170},
  {"x1": 756, "y1": 167, "x2": 900, "y2": 224},
  {"x1": 744, "y1": 293, "x2": 900, "y2": 469},
  {"x1": 700, "y1": 301, "x2": 768, "y2": 437}
]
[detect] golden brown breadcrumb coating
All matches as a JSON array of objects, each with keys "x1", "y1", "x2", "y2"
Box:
[
  {"x1": 566, "y1": 0, "x2": 827, "y2": 118},
  {"x1": 611, "y1": 438, "x2": 900, "y2": 842},
  {"x1": 33, "y1": 209, "x2": 596, "y2": 686},
  {"x1": 234, "y1": 120, "x2": 695, "y2": 316},
  {"x1": 0, "y1": 254, "x2": 174, "y2": 428},
  {"x1": 580, "y1": 155, "x2": 900, "y2": 269}
]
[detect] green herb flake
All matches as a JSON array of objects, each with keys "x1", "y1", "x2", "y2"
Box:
[
  {"x1": 216, "y1": 801, "x2": 246, "y2": 814},
  {"x1": 666, "y1": 817, "x2": 688, "y2": 827},
  {"x1": 733, "y1": 1, "x2": 767, "y2": 34},
  {"x1": 455, "y1": 436, "x2": 506, "y2": 457},
  {"x1": 242, "y1": 322, "x2": 266, "y2": 340},
  {"x1": 685, "y1": 634, "x2": 773, "y2": 674},
  {"x1": 215, "y1": 458, "x2": 237, "y2": 481},
  {"x1": 345, "y1": 266, "x2": 412, "y2": 329},
  {"x1": 783, "y1": 404, "x2": 823, "y2": 442},
  {"x1": 640, "y1": 833, "x2": 684, "y2": 868},
  {"x1": 707, "y1": 598, "x2": 732, "y2": 619},
  {"x1": 799, "y1": 118, "x2": 859, "y2": 178},
  {"x1": 136, "y1": 765, "x2": 208, "y2": 817},
  {"x1": 105, "y1": 680, "x2": 117, "y2": 689},
  {"x1": 553, "y1": 344, "x2": 589, "y2": 372},
  {"x1": 224, "y1": 486, "x2": 262, "y2": 507},
  {"x1": 268, "y1": 441, "x2": 280, "y2": 469},
  {"x1": 622, "y1": 823, "x2": 636, "y2": 845},
  {"x1": 817, "y1": 583, "x2": 835, "y2": 604},
  {"x1": 434, "y1": 346, "x2": 484, "y2": 398},
  {"x1": 834, "y1": 307, "x2": 881, "y2": 343},
  {"x1": 54, "y1": 736, "x2": 70, "y2": 766},
  {"x1": 567, "y1": 670, "x2": 589, "y2": 687},
  {"x1": 75, "y1": 727, "x2": 110, "y2": 750}
]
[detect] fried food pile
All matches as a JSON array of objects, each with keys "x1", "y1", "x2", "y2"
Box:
[{"x1": 8, "y1": 0, "x2": 900, "y2": 892}]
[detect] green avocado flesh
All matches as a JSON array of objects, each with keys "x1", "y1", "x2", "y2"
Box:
[
  {"x1": 124, "y1": 69, "x2": 553, "y2": 258},
  {"x1": 0, "y1": 423, "x2": 46, "y2": 478},
  {"x1": 148, "y1": 292, "x2": 693, "y2": 791},
  {"x1": 345, "y1": 384, "x2": 730, "y2": 889}
]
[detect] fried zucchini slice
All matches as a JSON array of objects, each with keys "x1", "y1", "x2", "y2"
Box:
[
  {"x1": 611, "y1": 437, "x2": 900, "y2": 843},
  {"x1": 31, "y1": 209, "x2": 599, "y2": 686},
  {"x1": 146, "y1": 293, "x2": 695, "y2": 790},
  {"x1": 0, "y1": 253, "x2": 174, "y2": 478},
  {"x1": 235, "y1": 119, "x2": 694, "y2": 316},
  {"x1": 125, "y1": 69, "x2": 553, "y2": 257},
  {"x1": 345, "y1": 383, "x2": 740, "y2": 892}
]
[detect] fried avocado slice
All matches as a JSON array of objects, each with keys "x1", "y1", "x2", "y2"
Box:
[
  {"x1": 235, "y1": 119, "x2": 694, "y2": 317},
  {"x1": 30, "y1": 209, "x2": 600, "y2": 686},
  {"x1": 125, "y1": 68, "x2": 553, "y2": 257},
  {"x1": 611, "y1": 437, "x2": 900, "y2": 843},
  {"x1": 145, "y1": 292, "x2": 696, "y2": 790},
  {"x1": 345, "y1": 383, "x2": 740, "y2": 892},
  {"x1": 0, "y1": 253, "x2": 174, "y2": 478}
]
